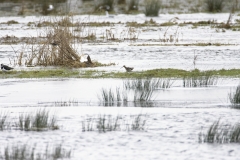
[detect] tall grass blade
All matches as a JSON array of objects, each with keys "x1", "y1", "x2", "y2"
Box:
[
  {"x1": 0, "y1": 112, "x2": 8, "y2": 131},
  {"x1": 229, "y1": 85, "x2": 240, "y2": 108}
]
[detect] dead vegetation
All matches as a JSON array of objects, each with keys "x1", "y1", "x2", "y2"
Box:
[{"x1": 159, "y1": 26, "x2": 180, "y2": 43}]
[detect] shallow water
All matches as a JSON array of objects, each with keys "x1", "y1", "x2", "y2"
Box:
[
  {"x1": 0, "y1": 78, "x2": 240, "y2": 159},
  {"x1": 1, "y1": 106, "x2": 240, "y2": 160},
  {"x1": 0, "y1": 78, "x2": 237, "y2": 107}
]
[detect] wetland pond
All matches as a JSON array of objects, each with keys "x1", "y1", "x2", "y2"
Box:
[{"x1": 0, "y1": 13, "x2": 240, "y2": 159}]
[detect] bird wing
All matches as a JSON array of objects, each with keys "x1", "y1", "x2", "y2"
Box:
[{"x1": 3, "y1": 65, "x2": 13, "y2": 70}]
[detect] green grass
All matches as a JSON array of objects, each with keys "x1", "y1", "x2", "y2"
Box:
[
  {"x1": 0, "y1": 69, "x2": 79, "y2": 78},
  {"x1": 1, "y1": 68, "x2": 240, "y2": 79}
]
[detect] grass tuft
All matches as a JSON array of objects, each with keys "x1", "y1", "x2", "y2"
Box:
[
  {"x1": 82, "y1": 114, "x2": 148, "y2": 132},
  {"x1": 199, "y1": 120, "x2": 240, "y2": 143},
  {"x1": 54, "y1": 99, "x2": 79, "y2": 106},
  {"x1": 17, "y1": 109, "x2": 59, "y2": 131},
  {"x1": 98, "y1": 78, "x2": 173, "y2": 106},
  {"x1": 0, "y1": 112, "x2": 8, "y2": 131},
  {"x1": 145, "y1": 0, "x2": 161, "y2": 17},
  {"x1": 130, "y1": 114, "x2": 147, "y2": 131},
  {"x1": 205, "y1": 0, "x2": 224, "y2": 12},
  {"x1": 183, "y1": 71, "x2": 218, "y2": 87},
  {"x1": 229, "y1": 85, "x2": 240, "y2": 108},
  {"x1": 96, "y1": 115, "x2": 120, "y2": 133},
  {"x1": 2, "y1": 143, "x2": 71, "y2": 160}
]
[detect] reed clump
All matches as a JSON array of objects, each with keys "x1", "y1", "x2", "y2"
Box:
[
  {"x1": 183, "y1": 71, "x2": 218, "y2": 87},
  {"x1": 98, "y1": 78, "x2": 174, "y2": 107},
  {"x1": 145, "y1": 0, "x2": 161, "y2": 17},
  {"x1": 205, "y1": 0, "x2": 224, "y2": 12},
  {"x1": 15, "y1": 16, "x2": 113, "y2": 68},
  {"x1": 0, "y1": 112, "x2": 9, "y2": 130},
  {"x1": 229, "y1": 85, "x2": 240, "y2": 108},
  {"x1": 199, "y1": 120, "x2": 240, "y2": 143},
  {"x1": 2, "y1": 143, "x2": 71, "y2": 160},
  {"x1": 17, "y1": 109, "x2": 59, "y2": 131},
  {"x1": 82, "y1": 114, "x2": 148, "y2": 132}
]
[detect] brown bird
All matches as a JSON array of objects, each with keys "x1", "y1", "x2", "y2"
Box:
[{"x1": 122, "y1": 65, "x2": 134, "y2": 72}]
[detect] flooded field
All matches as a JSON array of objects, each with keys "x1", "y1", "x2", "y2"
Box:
[{"x1": 0, "y1": 13, "x2": 240, "y2": 159}]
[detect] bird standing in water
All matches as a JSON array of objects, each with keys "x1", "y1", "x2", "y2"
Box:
[
  {"x1": 122, "y1": 65, "x2": 134, "y2": 72},
  {"x1": 1, "y1": 64, "x2": 14, "y2": 72}
]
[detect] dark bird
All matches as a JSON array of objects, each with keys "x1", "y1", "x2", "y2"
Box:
[
  {"x1": 50, "y1": 41, "x2": 60, "y2": 46},
  {"x1": 122, "y1": 65, "x2": 134, "y2": 72},
  {"x1": 87, "y1": 55, "x2": 93, "y2": 64},
  {"x1": 1, "y1": 64, "x2": 14, "y2": 71}
]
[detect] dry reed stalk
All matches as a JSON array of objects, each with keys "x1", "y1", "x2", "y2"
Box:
[{"x1": 18, "y1": 52, "x2": 23, "y2": 66}]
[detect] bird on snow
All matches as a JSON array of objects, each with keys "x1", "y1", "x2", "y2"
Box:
[
  {"x1": 122, "y1": 65, "x2": 134, "y2": 72},
  {"x1": 1, "y1": 64, "x2": 14, "y2": 72}
]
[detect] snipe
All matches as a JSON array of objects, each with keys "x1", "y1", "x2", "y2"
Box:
[{"x1": 122, "y1": 65, "x2": 134, "y2": 72}]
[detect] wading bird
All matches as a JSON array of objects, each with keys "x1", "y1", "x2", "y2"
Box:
[
  {"x1": 1, "y1": 64, "x2": 14, "y2": 71},
  {"x1": 122, "y1": 65, "x2": 134, "y2": 72}
]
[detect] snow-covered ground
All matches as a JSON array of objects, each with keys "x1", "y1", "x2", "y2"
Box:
[{"x1": 1, "y1": 13, "x2": 240, "y2": 160}]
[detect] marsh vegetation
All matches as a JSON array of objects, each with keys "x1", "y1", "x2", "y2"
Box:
[
  {"x1": 98, "y1": 78, "x2": 174, "y2": 106},
  {"x1": 199, "y1": 120, "x2": 240, "y2": 143},
  {"x1": 229, "y1": 85, "x2": 240, "y2": 108},
  {"x1": 81, "y1": 114, "x2": 148, "y2": 132},
  {"x1": 1, "y1": 143, "x2": 71, "y2": 160},
  {"x1": 0, "y1": 109, "x2": 58, "y2": 131}
]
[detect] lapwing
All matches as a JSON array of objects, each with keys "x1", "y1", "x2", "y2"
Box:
[
  {"x1": 1, "y1": 64, "x2": 14, "y2": 72},
  {"x1": 122, "y1": 65, "x2": 134, "y2": 72}
]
